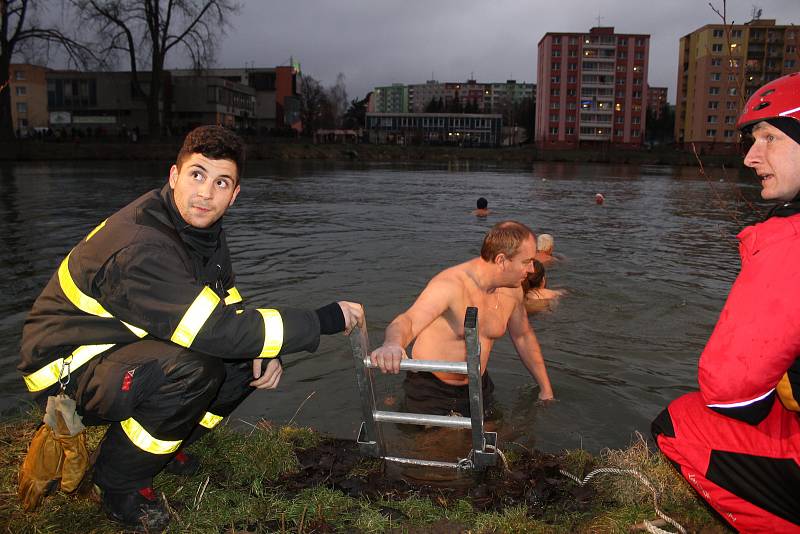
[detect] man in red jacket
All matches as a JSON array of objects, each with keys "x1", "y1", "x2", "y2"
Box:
[{"x1": 652, "y1": 73, "x2": 800, "y2": 533}]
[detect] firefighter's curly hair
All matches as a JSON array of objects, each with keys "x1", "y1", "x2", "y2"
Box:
[{"x1": 176, "y1": 125, "x2": 246, "y2": 182}]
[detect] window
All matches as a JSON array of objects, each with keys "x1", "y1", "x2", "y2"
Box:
[
  {"x1": 618, "y1": 37, "x2": 628, "y2": 45},
  {"x1": 618, "y1": 51, "x2": 627, "y2": 59},
  {"x1": 724, "y1": 130, "x2": 736, "y2": 138},
  {"x1": 632, "y1": 91, "x2": 642, "y2": 99},
  {"x1": 567, "y1": 88, "x2": 577, "y2": 96},
  {"x1": 14, "y1": 70, "x2": 25, "y2": 80},
  {"x1": 566, "y1": 115, "x2": 576, "y2": 122},
  {"x1": 708, "y1": 101, "x2": 719, "y2": 109},
  {"x1": 549, "y1": 114, "x2": 559, "y2": 122},
  {"x1": 707, "y1": 115, "x2": 718, "y2": 123},
  {"x1": 566, "y1": 127, "x2": 575, "y2": 135},
  {"x1": 710, "y1": 72, "x2": 721, "y2": 81},
  {"x1": 16, "y1": 102, "x2": 27, "y2": 113},
  {"x1": 616, "y1": 65, "x2": 626, "y2": 72},
  {"x1": 709, "y1": 87, "x2": 720, "y2": 94},
  {"x1": 728, "y1": 74, "x2": 737, "y2": 81},
  {"x1": 616, "y1": 116, "x2": 624, "y2": 124},
  {"x1": 15, "y1": 86, "x2": 27, "y2": 96},
  {"x1": 713, "y1": 29, "x2": 724, "y2": 38},
  {"x1": 787, "y1": 45, "x2": 797, "y2": 53},
  {"x1": 616, "y1": 78, "x2": 626, "y2": 85},
  {"x1": 725, "y1": 116, "x2": 736, "y2": 124},
  {"x1": 634, "y1": 52, "x2": 644, "y2": 60},
  {"x1": 632, "y1": 117, "x2": 640, "y2": 124},
  {"x1": 633, "y1": 78, "x2": 642, "y2": 85},
  {"x1": 18, "y1": 118, "x2": 28, "y2": 128},
  {"x1": 552, "y1": 62, "x2": 560, "y2": 70},
  {"x1": 569, "y1": 37, "x2": 578, "y2": 45},
  {"x1": 616, "y1": 90, "x2": 625, "y2": 98},
  {"x1": 568, "y1": 63, "x2": 577, "y2": 71},
  {"x1": 706, "y1": 129, "x2": 717, "y2": 137},
  {"x1": 635, "y1": 38, "x2": 645, "y2": 46},
  {"x1": 729, "y1": 59, "x2": 739, "y2": 68},
  {"x1": 550, "y1": 88, "x2": 560, "y2": 96},
  {"x1": 568, "y1": 49, "x2": 577, "y2": 57},
  {"x1": 550, "y1": 102, "x2": 560, "y2": 109},
  {"x1": 567, "y1": 102, "x2": 576, "y2": 109},
  {"x1": 615, "y1": 129, "x2": 624, "y2": 136},
  {"x1": 549, "y1": 127, "x2": 559, "y2": 135},
  {"x1": 632, "y1": 129, "x2": 640, "y2": 137},
  {"x1": 786, "y1": 60, "x2": 797, "y2": 68},
  {"x1": 552, "y1": 49, "x2": 561, "y2": 57},
  {"x1": 728, "y1": 87, "x2": 737, "y2": 96},
  {"x1": 568, "y1": 76, "x2": 577, "y2": 83},
  {"x1": 551, "y1": 76, "x2": 560, "y2": 83},
  {"x1": 731, "y1": 30, "x2": 742, "y2": 38},
  {"x1": 633, "y1": 65, "x2": 641, "y2": 72},
  {"x1": 726, "y1": 101, "x2": 737, "y2": 110},
  {"x1": 712, "y1": 44, "x2": 723, "y2": 52},
  {"x1": 711, "y1": 58, "x2": 722, "y2": 66}
]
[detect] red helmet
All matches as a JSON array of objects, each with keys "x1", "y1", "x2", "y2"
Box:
[{"x1": 736, "y1": 72, "x2": 800, "y2": 131}]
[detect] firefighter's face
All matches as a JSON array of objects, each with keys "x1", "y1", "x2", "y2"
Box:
[{"x1": 169, "y1": 153, "x2": 240, "y2": 228}]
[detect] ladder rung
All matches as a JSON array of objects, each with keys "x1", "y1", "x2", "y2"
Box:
[
  {"x1": 363, "y1": 358, "x2": 468, "y2": 374},
  {"x1": 384, "y1": 456, "x2": 468, "y2": 469},
  {"x1": 373, "y1": 410, "x2": 471, "y2": 429}
]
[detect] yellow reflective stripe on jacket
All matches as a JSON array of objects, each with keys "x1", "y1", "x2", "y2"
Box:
[
  {"x1": 122, "y1": 321, "x2": 148, "y2": 339},
  {"x1": 119, "y1": 418, "x2": 182, "y2": 454},
  {"x1": 199, "y1": 412, "x2": 223, "y2": 429},
  {"x1": 23, "y1": 343, "x2": 116, "y2": 392},
  {"x1": 224, "y1": 287, "x2": 242, "y2": 305},
  {"x1": 58, "y1": 253, "x2": 151, "y2": 338},
  {"x1": 58, "y1": 254, "x2": 113, "y2": 318},
  {"x1": 256, "y1": 309, "x2": 283, "y2": 358},
  {"x1": 170, "y1": 286, "x2": 220, "y2": 348},
  {"x1": 85, "y1": 219, "x2": 107, "y2": 242}
]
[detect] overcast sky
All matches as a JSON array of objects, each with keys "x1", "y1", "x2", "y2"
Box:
[{"x1": 211, "y1": 0, "x2": 798, "y2": 104}]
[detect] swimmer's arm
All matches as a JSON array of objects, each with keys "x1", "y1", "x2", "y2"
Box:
[
  {"x1": 508, "y1": 300, "x2": 555, "y2": 400},
  {"x1": 371, "y1": 275, "x2": 458, "y2": 373}
]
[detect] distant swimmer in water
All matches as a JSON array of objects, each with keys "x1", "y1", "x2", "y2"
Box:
[
  {"x1": 523, "y1": 260, "x2": 565, "y2": 315},
  {"x1": 370, "y1": 221, "x2": 555, "y2": 418},
  {"x1": 536, "y1": 233, "x2": 558, "y2": 266},
  {"x1": 472, "y1": 197, "x2": 491, "y2": 217},
  {"x1": 595, "y1": 193, "x2": 605, "y2": 205}
]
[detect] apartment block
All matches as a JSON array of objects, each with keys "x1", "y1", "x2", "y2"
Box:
[
  {"x1": 370, "y1": 84, "x2": 409, "y2": 113},
  {"x1": 406, "y1": 79, "x2": 534, "y2": 114},
  {"x1": 536, "y1": 26, "x2": 650, "y2": 149},
  {"x1": 9, "y1": 64, "x2": 49, "y2": 135},
  {"x1": 172, "y1": 66, "x2": 301, "y2": 131},
  {"x1": 675, "y1": 18, "x2": 799, "y2": 151},
  {"x1": 647, "y1": 86, "x2": 668, "y2": 119}
]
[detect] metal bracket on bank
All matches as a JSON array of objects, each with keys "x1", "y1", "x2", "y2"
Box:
[{"x1": 350, "y1": 306, "x2": 498, "y2": 470}]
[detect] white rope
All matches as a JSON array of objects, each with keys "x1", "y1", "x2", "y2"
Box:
[{"x1": 559, "y1": 467, "x2": 687, "y2": 534}]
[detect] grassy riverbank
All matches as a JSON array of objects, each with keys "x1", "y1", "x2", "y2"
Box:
[
  {"x1": 0, "y1": 138, "x2": 742, "y2": 168},
  {"x1": 0, "y1": 412, "x2": 730, "y2": 533}
]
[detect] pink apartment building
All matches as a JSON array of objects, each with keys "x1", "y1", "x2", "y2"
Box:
[{"x1": 536, "y1": 26, "x2": 649, "y2": 149}]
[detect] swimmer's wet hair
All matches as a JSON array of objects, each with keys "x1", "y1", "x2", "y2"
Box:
[
  {"x1": 537, "y1": 233, "x2": 554, "y2": 253},
  {"x1": 177, "y1": 125, "x2": 246, "y2": 182},
  {"x1": 522, "y1": 260, "x2": 546, "y2": 293},
  {"x1": 480, "y1": 220, "x2": 536, "y2": 262},
  {"x1": 477, "y1": 197, "x2": 488, "y2": 209}
]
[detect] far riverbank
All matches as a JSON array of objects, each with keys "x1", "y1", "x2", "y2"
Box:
[{"x1": 1, "y1": 139, "x2": 743, "y2": 168}]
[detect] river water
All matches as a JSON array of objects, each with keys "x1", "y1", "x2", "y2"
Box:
[{"x1": 0, "y1": 159, "x2": 765, "y2": 454}]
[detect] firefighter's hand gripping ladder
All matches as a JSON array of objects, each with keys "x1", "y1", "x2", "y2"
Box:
[{"x1": 349, "y1": 307, "x2": 497, "y2": 470}]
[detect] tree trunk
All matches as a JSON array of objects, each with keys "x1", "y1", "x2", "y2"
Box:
[
  {"x1": 0, "y1": 53, "x2": 15, "y2": 140},
  {"x1": 146, "y1": 64, "x2": 162, "y2": 138}
]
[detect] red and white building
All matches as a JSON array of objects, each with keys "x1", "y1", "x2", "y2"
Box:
[{"x1": 536, "y1": 26, "x2": 649, "y2": 149}]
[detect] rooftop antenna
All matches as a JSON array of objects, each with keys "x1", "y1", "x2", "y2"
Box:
[
  {"x1": 751, "y1": 6, "x2": 762, "y2": 20},
  {"x1": 596, "y1": 11, "x2": 605, "y2": 27}
]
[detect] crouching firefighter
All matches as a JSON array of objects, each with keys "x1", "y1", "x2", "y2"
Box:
[
  {"x1": 17, "y1": 125, "x2": 365, "y2": 531},
  {"x1": 652, "y1": 73, "x2": 800, "y2": 533}
]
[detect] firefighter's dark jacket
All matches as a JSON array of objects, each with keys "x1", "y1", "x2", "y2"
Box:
[{"x1": 19, "y1": 185, "x2": 341, "y2": 393}]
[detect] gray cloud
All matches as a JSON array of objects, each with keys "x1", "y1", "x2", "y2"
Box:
[{"x1": 212, "y1": 0, "x2": 798, "y2": 104}]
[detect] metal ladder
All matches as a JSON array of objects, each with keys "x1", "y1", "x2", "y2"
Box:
[{"x1": 349, "y1": 306, "x2": 498, "y2": 470}]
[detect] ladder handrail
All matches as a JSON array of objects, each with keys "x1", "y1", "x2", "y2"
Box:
[{"x1": 350, "y1": 306, "x2": 497, "y2": 470}]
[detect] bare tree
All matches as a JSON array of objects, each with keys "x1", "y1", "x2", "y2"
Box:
[
  {"x1": 1, "y1": 0, "x2": 93, "y2": 140},
  {"x1": 327, "y1": 72, "x2": 347, "y2": 128},
  {"x1": 73, "y1": 0, "x2": 238, "y2": 136},
  {"x1": 298, "y1": 74, "x2": 329, "y2": 136}
]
